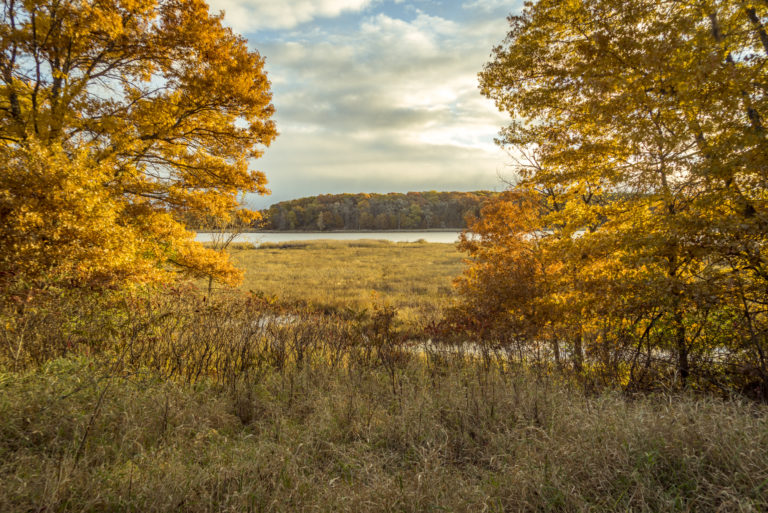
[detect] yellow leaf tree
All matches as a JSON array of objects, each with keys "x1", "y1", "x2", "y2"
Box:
[
  {"x1": 462, "y1": 0, "x2": 768, "y2": 393},
  {"x1": 0, "y1": 0, "x2": 276, "y2": 289}
]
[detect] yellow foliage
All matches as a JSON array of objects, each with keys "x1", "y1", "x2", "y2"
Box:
[
  {"x1": 457, "y1": 0, "x2": 768, "y2": 393},
  {"x1": 0, "y1": 0, "x2": 276, "y2": 289}
]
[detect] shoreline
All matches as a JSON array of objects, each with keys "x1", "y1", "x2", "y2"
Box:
[{"x1": 195, "y1": 228, "x2": 464, "y2": 234}]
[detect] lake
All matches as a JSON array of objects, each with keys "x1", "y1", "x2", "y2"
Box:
[{"x1": 195, "y1": 230, "x2": 463, "y2": 246}]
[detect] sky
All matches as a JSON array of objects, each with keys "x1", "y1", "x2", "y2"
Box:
[{"x1": 206, "y1": 0, "x2": 523, "y2": 208}]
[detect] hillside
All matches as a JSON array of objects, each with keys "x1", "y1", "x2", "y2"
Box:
[{"x1": 260, "y1": 191, "x2": 497, "y2": 231}]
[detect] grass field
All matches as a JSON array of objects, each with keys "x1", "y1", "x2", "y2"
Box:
[
  {"x1": 223, "y1": 240, "x2": 465, "y2": 320},
  {"x1": 3, "y1": 353, "x2": 767, "y2": 512}
]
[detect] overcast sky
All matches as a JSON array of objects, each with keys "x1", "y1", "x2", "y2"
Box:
[{"x1": 206, "y1": 0, "x2": 522, "y2": 208}]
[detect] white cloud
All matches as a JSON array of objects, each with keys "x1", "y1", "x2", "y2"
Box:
[
  {"x1": 207, "y1": 0, "x2": 373, "y2": 31},
  {"x1": 461, "y1": 0, "x2": 513, "y2": 12},
  {"x1": 262, "y1": 11, "x2": 509, "y2": 149},
  {"x1": 207, "y1": 1, "x2": 524, "y2": 206}
]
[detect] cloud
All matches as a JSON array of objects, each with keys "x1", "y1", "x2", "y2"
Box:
[
  {"x1": 205, "y1": 1, "x2": 524, "y2": 206},
  {"x1": 207, "y1": 0, "x2": 374, "y2": 31},
  {"x1": 461, "y1": 0, "x2": 512, "y2": 11},
  {"x1": 249, "y1": 131, "x2": 510, "y2": 208},
  {"x1": 261, "y1": 11, "x2": 509, "y2": 144}
]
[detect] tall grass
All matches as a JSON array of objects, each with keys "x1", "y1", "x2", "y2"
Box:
[
  {"x1": 2, "y1": 353, "x2": 767, "y2": 512},
  {"x1": 222, "y1": 240, "x2": 464, "y2": 322},
  {"x1": 1, "y1": 289, "x2": 768, "y2": 511}
]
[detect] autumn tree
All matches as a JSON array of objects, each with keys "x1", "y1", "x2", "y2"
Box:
[
  {"x1": 452, "y1": 189, "x2": 546, "y2": 342},
  {"x1": 0, "y1": 0, "x2": 276, "y2": 289},
  {"x1": 460, "y1": 0, "x2": 768, "y2": 394},
  {"x1": 261, "y1": 191, "x2": 495, "y2": 231}
]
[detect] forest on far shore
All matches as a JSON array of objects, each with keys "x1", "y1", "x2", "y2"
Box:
[{"x1": 257, "y1": 191, "x2": 497, "y2": 231}]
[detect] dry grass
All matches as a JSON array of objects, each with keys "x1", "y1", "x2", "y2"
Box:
[
  {"x1": 2, "y1": 352, "x2": 767, "y2": 512},
  {"x1": 2, "y1": 260, "x2": 768, "y2": 512},
  {"x1": 221, "y1": 240, "x2": 464, "y2": 321}
]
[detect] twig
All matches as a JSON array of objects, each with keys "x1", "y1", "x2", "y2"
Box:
[{"x1": 72, "y1": 381, "x2": 111, "y2": 468}]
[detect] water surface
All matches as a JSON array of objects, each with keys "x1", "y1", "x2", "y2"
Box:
[{"x1": 195, "y1": 231, "x2": 462, "y2": 246}]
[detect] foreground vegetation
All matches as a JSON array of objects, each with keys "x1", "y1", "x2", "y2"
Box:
[{"x1": 2, "y1": 291, "x2": 768, "y2": 512}]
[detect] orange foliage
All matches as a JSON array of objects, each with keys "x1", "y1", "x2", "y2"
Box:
[
  {"x1": 455, "y1": 0, "x2": 768, "y2": 395},
  {"x1": 0, "y1": 0, "x2": 276, "y2": 289}
]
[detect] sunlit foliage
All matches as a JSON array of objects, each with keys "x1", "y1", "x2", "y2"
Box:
[
  {"x1": 456, "y1": 0, "x2": 768, "y2": 396},
  {"x1": 0, "y1": 0, "x2": 276, "y2": 289},
  {"x1": 256, "y1": 191, "x2": 497, "y2": 231}
]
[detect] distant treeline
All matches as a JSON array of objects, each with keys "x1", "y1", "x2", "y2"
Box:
[{"x1": 260, "y1": 191, "x2": 498, "y2": 231}]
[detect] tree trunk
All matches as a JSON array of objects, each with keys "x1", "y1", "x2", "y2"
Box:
[
  {"x1": 674, "y1": 307, "x2": 689, "y2": 387},
  {"x1": 573, "y1": 328, "x2": 583, "y2": 372}
]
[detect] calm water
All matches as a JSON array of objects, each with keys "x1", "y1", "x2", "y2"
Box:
[{"x1": 195, "y1": 231, "x2": 462, "y2": 245}]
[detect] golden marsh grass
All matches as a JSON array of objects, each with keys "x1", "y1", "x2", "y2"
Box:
[{"x1": 221, "y1": 239, "x2": 465, "y2": 320}]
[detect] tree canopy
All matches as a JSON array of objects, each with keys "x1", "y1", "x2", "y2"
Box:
[
  {"x1": 454, "y1": 0, "x2": 768, "y2": 396},
  {"x1": 255, "y1": 191, "x2": 497, "y2": 231},
  {"x1": 0, "y1": 0, "x2": 276, "y2": 289}
]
